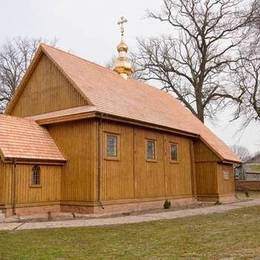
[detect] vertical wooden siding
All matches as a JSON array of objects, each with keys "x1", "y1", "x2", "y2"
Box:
[
  {"x1": 195, "y1": 162, "x2": 218, "y2": 195},
  {"x1": 14, "y1": 165, "x2": 61, "y2": 205},
  {"x1": 164, "y1": 135, "x2": 193, "y2": 197},
  {"x1": 1, "y1": 163, "x2": 11, "y2": 205},
  {"x1": 194, "y1": 140, "x2": 219, "y2": 162},
  {"x1": 47, "y1": 119, "x2": 97, "y2": 203},
  {"x1": 1, "y1": 163, "x2": 61, "y2": 206},
  {"x1": 194, "y1": 140, "x2": 235, "y2": 198},
  {"x1": 194, "y1": 140, "x2": 219, "y2": 197},
  {"x1": 10, "y1": 54, "x2": 87, "y2": 117},
  {"x1": 101, "y1": 121, "x2": 193, "y2": 201},
  {"x1": 101, "y1": 122, "x2": 134, "y2": 201},
  {"x1": 134, "y1": 128, "x2": 165, "y2": 198},
  {"x1": 217, "y1": 164, "x2": 235, "y2": 195},
  {"x1": 0, "y1": 161, "x2": 6, "y2": 204}
]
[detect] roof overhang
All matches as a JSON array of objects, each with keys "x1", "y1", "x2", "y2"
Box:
[
  {"x1": 30, "y1": 109, "x2": 199, "y2": 139},
  {"x1": 3, "y1": 157, "x2": 66, "y2": 165}
]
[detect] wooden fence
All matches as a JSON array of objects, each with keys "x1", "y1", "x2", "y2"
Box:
[{"x1": 235, "y1": 180, "x2": 260, "y2": 191}]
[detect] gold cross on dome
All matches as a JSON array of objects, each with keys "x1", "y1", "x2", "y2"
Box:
[{"x1": 117, "y1": 16, "x2": 128, "y2": 38}]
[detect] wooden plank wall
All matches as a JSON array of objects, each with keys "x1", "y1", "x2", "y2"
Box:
[
  {"x1": 101, "y1": 122, "x2": 135, "y2": 201},
  {"x1": 195, "y1": 162, "x2": 218, "y2": 196},
  {"x1": 193, "y1": 140, "x2": 219, "y2": 197},
  {"x1": 1, "y1": 163, "x2": 61, "y2": 207},
  {"x1": 0, "y1": 161, "x2": 6, "y2": 204},
  {"x1": 194, "y1": 140, "x2": 219, "y2": 162},
  {"x1": 10, "y1": 54, "x2": 87, "y2": 117},
  {"x1": 47, "y1": 119, "x2": 97, "y2": 204},
  {"x1": 101, "y1": 121, "x2": 193, "y2": 201},
  {"x1": 0, "y1": 163, "x2": 11, "y2": 206},
  {"x1": 15, "y1": 165, "x2": 61, "y2": 205},
  {"x1": 0, "y1": 119, "x2": 235, "y2": 208},
  {"x1": 164, "y1": 133, "x2": 193, "y2": 198},
  {"x1": 217, "y1": 164, "x2": 235, "y2": 195},
  {"x1": 194, "y1": 140, "x2": 235, "y2": 199}
]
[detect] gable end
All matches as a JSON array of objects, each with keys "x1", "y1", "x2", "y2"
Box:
[{"x1": 6, "y1": 51, "x2": 88, "y2": 117}]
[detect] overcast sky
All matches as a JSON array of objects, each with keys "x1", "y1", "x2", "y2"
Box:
[{"x1": 0, "y1": 0, "x2": 259, "y2": 154}]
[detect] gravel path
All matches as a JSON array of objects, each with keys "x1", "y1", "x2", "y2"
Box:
[{"x1": 1, "y1": 199, "x2": 260, "y2": 231}]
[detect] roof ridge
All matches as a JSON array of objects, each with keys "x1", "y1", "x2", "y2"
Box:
[{"x1": 41, "y1": 43, "x2": 120, "y2": 76}]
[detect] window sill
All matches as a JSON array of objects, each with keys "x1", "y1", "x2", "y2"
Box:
[
  {"x1": 104, "y1": 157, "x2": 120, "y2": 161},
  {"x1": 146, "y1": 159, "x2": 158, "y2": 163},
  {"x1": 169, "y1": 160, "x2": 179, "y2": 164},
  {"x1": 30, "y1": 185, "x2": 42, "y2": 188}
]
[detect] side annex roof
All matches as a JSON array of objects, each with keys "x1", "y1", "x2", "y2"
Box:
[{"x1": 0, "y1": 115, "x2": 66, "y2": 163}]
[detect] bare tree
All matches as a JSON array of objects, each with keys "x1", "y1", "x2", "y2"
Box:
[
  {"x1": 0, "y1": 37, "x2": 56, "y2": 112},
  {"x1": 231, "y1": 144, "x2": 251, "y2": 161},
  {"x1": 229, "y1": 0, "x2": 260, "y2": 126},
  {"x1": 252, "y1": 0, "x2": 260, "y2": 44},
  {"x1": 231, "y1": 53, "x2": 260, "y2": 126},
  {"x1": 132, "y1": 0, "x2": 257, "y2": 122}
]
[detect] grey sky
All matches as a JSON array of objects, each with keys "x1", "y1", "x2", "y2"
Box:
[{"x1": 0, "y1": 0, "x2": 259, "y2": 154}]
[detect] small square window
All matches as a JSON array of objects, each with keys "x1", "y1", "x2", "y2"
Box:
[
  {"x1": 146, "y1": 140, "x2": 156, "y2": 160},
  {"x1": 106, "y1": 134, "x2": 118, "y2": 158},
  {"x1": 170, "y1": 143, "x2": 178, "y2": 161},
  {"x1": 223, "y1": 171, "x2": 230, "y2": 180}
]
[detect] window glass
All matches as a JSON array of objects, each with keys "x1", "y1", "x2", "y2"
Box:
[
  {"x1": 147, "y1": 140, "x2": 156, "y2": 160},
  {"x1": 170, "y1": 143, "x2": 178, "y2": 161},
  {"x1": 32, "y1": 165, "x2": 41, "y2": 185},
  {"x1": 107, "y1": 134, "x2": 118, "y2": 157},
  {"x1": 223, "y1": 171, "x2": 230, "y2": 180}
]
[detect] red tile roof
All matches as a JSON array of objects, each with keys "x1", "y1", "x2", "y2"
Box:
[
  {"x1": 7, "y1": 44, "x2": 240, "y2": 163},
  {"x1": 0, "y1": 115, "x2": 65, "y2": 162}
]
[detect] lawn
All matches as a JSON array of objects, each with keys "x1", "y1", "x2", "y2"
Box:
[
  {"x1": 236, "y1": 191, "x2": 260, "y2": 200},
  {"x1": 0, "y1": 206, "x2": 260, "y2": 259}
]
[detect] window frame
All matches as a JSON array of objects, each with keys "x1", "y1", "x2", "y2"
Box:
[
  {"x1": 104, "y1": 132, "x2": 120, "y2": 161},
  {"x1": 146, "y1": 139, "x2": 157, "y2": 162},
  {"x1": 223, "y1": 171, "x2": 230, "y2": 180},
  {"x1": 30, "y1": 165, "x2": 41, "y2": 187},
  {"x1": 169, "y1": 142, "x2": 179, "y2": 163}
]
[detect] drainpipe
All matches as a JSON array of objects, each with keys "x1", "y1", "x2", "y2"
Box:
[
  {"x1": 11, "y1": 159, "x2": 17, "y2": 215},
  {"x1": 97, "y1": 114, "x2": 104, "y2": 209}
]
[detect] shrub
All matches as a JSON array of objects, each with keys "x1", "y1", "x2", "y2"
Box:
[{"x1": 163, "y1": 199, "x2": 171, "y2": 209}]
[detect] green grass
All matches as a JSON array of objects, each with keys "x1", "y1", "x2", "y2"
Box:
[
  {"x1": 249, "y1": 164, "x2": 260, "y2": 171},
  {"x1": 1, "y1": 206, "x2": 260, "y2": 259},
  {"x1": 236, "y1": 191, "x2": 260, "y2": 200}
]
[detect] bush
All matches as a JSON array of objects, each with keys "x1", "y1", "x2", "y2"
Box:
[{"x1": 163, "y1": 199, "x2": 171, "y2": 209}]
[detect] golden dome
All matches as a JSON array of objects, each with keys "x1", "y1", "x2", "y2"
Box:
[
  {"x1": 117, "y1": 40, "x2": 128, "y2": 52},
  {"x1": 113, "y1": 16, "x2": 133, "y2": 79}
]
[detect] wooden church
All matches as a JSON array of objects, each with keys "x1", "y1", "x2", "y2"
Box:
[{"x1": 0, "y1": 20, "x2": 240, "y2": 217}]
